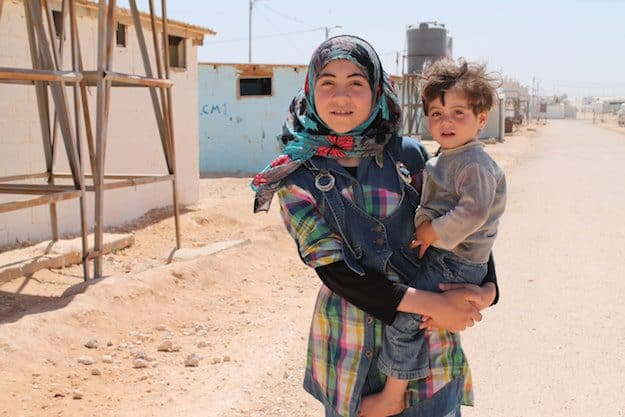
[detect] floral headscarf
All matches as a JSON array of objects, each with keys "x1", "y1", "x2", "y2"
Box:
[{"x1": 252, "y1": 35, "x2": 402, "y2": 212}]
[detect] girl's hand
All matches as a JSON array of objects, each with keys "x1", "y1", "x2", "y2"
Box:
[
  {"x1": 439, "y1": 282, "x2": 496, "y2": 310},
  {"x1": 420, "y1": 283, "x2": 496, "y2": 331},
  {"x1": 419, "y1": 288, "x2": 483, "y2": 332}
]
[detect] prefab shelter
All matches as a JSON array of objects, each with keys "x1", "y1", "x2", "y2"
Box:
[
  {"x1": 0, "y1": 1, "x2": 214, "y2": 257},
  {"x1": 198, "y1": 63, "x2": 306, "y2": 175}
]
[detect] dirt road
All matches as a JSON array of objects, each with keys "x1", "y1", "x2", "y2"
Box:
[
  {"x1": 1, "y1": 120, "x2": 624, "y2": 417},
  {"x1": 463, "y1": 119, "x2": 625, "y2": 417}
]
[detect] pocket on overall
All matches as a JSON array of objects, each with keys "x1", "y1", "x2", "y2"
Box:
[
  {"x1": 439, "y1": 253, "x2": 487, "y2": 285},
  {"x1": 399, "y1": 245, "x2": 425, "y2": 268}
]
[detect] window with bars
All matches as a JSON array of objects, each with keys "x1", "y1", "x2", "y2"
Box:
[
  {"x1": 168, "y1": 35, "x2": 186, "y2": 69},
  {"x1": 52, "y1": 10, "x2": 63, "y2": 38},
  {"x1": 116, "y1": 23, "x2": 127, "y2": 47},
  {"x1": 239, "y1": 77, "x2": 272, "y2": 97}
]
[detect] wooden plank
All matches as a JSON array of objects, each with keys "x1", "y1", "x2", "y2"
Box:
[
  {"x1": 0, "y1": 191, "x2": 83, "y2": 214},
  {"x1": 0, "y1": 173, "x2": 48, "y2": 183},
  {"x1": 82, "y1": 70, "x2": 173, "y2": 87},
  {"x1": 0, "y1": 67, "x2": 82, "y2": 83},
  {"x1": 55, "y1": 172, "x2": 166, "y2": 179},
  {"x1": 0, "y1": 184, "x2": 78, "y2": 194},
  {"x1": 85, "y1": 174, "x2": 173, "y2": 192}
]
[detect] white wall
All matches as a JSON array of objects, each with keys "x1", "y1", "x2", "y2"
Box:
[
  {"x1": 198, "y1": 64, "x2": 306, "y2": 174},
  {"x1": 0, "y1": 1, "x2": 200, "y2": 246}
]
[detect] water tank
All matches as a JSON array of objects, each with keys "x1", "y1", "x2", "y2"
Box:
[{"x1": 406, "y1": 22, "x2": 452, "y2": 74}]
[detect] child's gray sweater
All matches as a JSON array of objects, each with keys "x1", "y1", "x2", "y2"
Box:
[{"x1": 415, "y1": 139, "x2": 507, "y2": 264}]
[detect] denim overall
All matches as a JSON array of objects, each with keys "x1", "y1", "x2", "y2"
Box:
[{"x1": 292, "y1": 137, "x2": 465, "y2": 417}]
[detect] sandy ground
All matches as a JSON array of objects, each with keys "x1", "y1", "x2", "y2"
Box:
[{"x1": 1, "y1": 118, "x2": 624, "y2": 417}]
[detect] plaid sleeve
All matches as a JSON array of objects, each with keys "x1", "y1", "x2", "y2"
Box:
[{"x1": 276, "y1": 183, "x2": 344, "y2": 268}]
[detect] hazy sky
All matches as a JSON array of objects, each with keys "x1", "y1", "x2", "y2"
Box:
[{"x1": 122, "y1": 1, "x2": 625, "y2": 99}]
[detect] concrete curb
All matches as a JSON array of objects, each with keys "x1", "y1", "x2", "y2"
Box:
[
  {"x1": 169, "y1": 239, "x2": 249, "y2": 262},
  {"x1": 0, "y1": 234, "x2": 134, "y2": 284}
]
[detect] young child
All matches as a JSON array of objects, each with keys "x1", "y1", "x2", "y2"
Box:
[{"x1": 360, "y1": 58, "x2": 506, "y2": 417}]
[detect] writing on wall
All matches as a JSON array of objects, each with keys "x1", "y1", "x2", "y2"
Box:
[{"x1": 200, "y1": 103, "x2": 228, "y2": 117}]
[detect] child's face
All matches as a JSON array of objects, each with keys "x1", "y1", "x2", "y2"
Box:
[
  {"x1": 314, "y1": 59, "x2": 373, "y2": 134},
  {"x1": 426, "y1": 90, "x2": 488, "y2": 149}
]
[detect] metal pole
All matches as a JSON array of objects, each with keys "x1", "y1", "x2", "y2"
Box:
[
  {"x1": 23, "y1": 1, "x2": 57, "y2": 242},
  {"x1": 43, "y1": 0, "x2": 63, "y2": 243},
  {"x1": 248, "y1": 0, "x2": 252, "y2": 63},
  {"x1": 94, "y1": 0, "x2": 108, "y2": 278},
  {"x1": 161, "y1": 0, "x2": 181, "y2": 249},
  {"x1": 68, "y1": 0, "x2": 90, "y2": 280},
  {"x1": 129, "y1": 0, "x2": 170, "y2": 172}
]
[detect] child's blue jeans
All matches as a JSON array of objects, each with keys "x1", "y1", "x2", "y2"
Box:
[{"x1": 378, "y1": 247, "x2": 487, "y2": 380}]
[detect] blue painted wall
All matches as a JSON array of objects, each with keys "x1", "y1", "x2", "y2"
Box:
[{"x1": 198, "y1": 63, "x2": 306, "y2": 174}]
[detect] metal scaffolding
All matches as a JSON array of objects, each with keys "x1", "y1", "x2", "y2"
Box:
[
  {"x1": 400, "y1": 73, "x2": 423, "y2": 137},
  {"x1": 0, "y1": 0, "x2": 181, "y2": 279}
]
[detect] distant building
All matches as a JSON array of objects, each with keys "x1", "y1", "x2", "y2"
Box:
[
  {"x1": 198, "y1": 63, "x2": 306, "y2": 174},
  {"x1": 0, "y1": 0, "x2": 214, "y2": 246},
  {"x1": 589, "y1": 96, "x2": 625, "y2": 115},
  {"x1": 532, "y1": 95, "x2": 577, "y2": 119}
]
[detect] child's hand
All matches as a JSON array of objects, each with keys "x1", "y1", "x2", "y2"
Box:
[{"x1": 410, "y1": 221, "x2": 439, "y2": 258}]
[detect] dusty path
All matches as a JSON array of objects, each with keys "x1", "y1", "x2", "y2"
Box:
[
  {"x1": 1, "y1": 120, "x2": 624, "y2": 416},
  {"x1": 463, "y1": 119, "x2": 625, "y2": 417}
]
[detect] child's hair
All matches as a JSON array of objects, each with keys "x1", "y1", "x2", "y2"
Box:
[{"x1": 420, "y1": 58, "x2": 499, "y2": 116}]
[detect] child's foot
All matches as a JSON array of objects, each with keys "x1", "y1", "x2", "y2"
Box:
[{"x1": 358, "y1": 392, "x2": 405, "y2": 417}]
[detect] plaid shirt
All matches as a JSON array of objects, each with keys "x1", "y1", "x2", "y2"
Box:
[{"x1": 277, "y1": 182, "x2": 474, "y2": 417}]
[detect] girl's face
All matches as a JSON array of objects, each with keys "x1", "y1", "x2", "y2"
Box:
[{"x1": 313, "y1": 59, "x2": 374, "y2": 134}]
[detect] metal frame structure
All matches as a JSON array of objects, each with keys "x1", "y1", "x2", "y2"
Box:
[
  {"x1": 400, "y1": 73, "x2": 423, "y2": 137},
  {"x1": 0, "y1": 0, "x2": 180, "y2": 279}
]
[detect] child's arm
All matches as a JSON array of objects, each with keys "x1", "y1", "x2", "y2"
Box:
[{"x1": 429, "y1": 163, "x2": 498, "y2": 250}]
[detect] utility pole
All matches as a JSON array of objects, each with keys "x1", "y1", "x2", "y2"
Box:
[
  {"x1": 530, "y1": 77, "x2": 535, "y2": 123},
  {"x1": 248, "y1": 0, "x2": 253, "y2": 63},
  {"x1": 323, "y1": 25, "x2": 342, "y2": 40},
  {"x1": 395, "y1": 51, "x2": 400, "y2": 75}
]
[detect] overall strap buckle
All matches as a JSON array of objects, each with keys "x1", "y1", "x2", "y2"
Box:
[
  {"x1": 314, "y1": 171, "x2": 336, "y2": 192},
  {"x1": 395, "y1": 161, "x2": 412, "y2": 185}
]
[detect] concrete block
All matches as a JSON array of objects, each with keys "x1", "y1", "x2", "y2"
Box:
[
  {"x1": 169, "y1": 239, "x2": 248, "y2": 262},
  {"x1": 0, "y1": 233, "x2": 135, "y2": 284}
]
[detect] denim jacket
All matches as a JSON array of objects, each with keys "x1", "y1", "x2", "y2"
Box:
[{"x1": 280, "y1": 136, "x2": 472, "y2": 417}]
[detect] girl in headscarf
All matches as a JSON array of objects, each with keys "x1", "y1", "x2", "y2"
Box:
[{"x1": 252, "y1": 35, "x2": 498, "y2": 417}]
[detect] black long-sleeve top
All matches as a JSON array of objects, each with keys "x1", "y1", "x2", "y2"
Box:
[{"x1": 315, "y1": 255, "x2": 499, "y2": 325}]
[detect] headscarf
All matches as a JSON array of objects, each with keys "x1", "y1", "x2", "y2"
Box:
[{"x1": 252, "y1": 35, "x2": 402, "y2": 212}]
